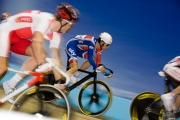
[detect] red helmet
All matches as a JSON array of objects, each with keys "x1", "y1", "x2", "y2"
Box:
[{"x1": 56, "y1": 3, "x2": 80, "y2": 23}]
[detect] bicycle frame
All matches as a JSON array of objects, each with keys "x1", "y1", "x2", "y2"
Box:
[
  {"x1": 68, "y1": 69, "x2": 97, "y2": 91},
  {"x1": 0, "y1": 68, "x2": 43, "y2": 104},
  {"x1": 142, "y1": 77, "x2": 180, "y2": 119},
  {"x1": 0, "y1": 58, "x2": 70, "y2": 104}
]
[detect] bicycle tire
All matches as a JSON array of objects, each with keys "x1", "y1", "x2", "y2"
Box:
[
  {"x1": 9, "y1": 84, "x2": 70, "y2": 120},
  {"x1": 78, "y1": 80, "x2": 112, "y2": 116},
  {"x1": 129, "y1": 91, "x2": 165, "y2": 120}
]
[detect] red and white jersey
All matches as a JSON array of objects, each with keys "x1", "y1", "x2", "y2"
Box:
[
  {"x1": 168, "y1": 56, "x2": 180, "y2": 64},
  {"x1": 0, "y1": 10, "x2": 62, "y2": 57}
]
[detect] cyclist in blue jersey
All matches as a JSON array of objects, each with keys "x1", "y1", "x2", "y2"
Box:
[{"x1": 57, "y1": 32, "x2": 113, "y2": 85}]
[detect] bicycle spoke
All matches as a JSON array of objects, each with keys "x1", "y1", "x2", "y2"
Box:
[
  {"x1": 94, "y1": 99, "x2": 105, "y2": 110},
  {"x1": 98, "y1": 92, "x2": 108, "y2": 99},
  {"x1": 83, "y1": 98, "x2": 91, "y2": 110}
]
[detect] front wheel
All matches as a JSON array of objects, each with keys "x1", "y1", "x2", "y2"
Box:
[
  {"x1": 9, "y1": 84, "x2": 70, "y2": 120},
  {"x1": 78, "y1": 80, "x2": 112, "y2": 116},
  {"x1": 129, "y1": 91, "x2": 164, "y2": 120}
]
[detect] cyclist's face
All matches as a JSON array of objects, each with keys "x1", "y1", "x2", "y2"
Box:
[{"x1": 101, "y1": 42, "x2": 110, "y2": 50}]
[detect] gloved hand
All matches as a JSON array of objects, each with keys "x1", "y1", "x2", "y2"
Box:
[
  {"x1": 104, "y1": 70, "x2": 113, "y2": 78},
  {"x1": 96, "y1": 66, "x2": 105, "y2": 73},
  {"x1": 54, "y1": 83, "x2": 67, "y2": 90},
  {"x1": 36, "y1": 62, "x2": 52, "y2": 73}
]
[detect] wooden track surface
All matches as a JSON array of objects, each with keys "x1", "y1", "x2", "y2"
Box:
[{"x1": 0, "y1": 85, "x2": 111, "y2": 120}]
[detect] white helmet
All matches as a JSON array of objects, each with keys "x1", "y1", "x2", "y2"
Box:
[{"x1": 99, "y1": 32, "x2": 112, "y2": 44}]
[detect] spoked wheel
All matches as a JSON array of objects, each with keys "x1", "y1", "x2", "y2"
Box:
[
  {"x1": 9, "y1": 84, "x2": 70, "y2": 120},
  {"x1": 130, "y1": 91, "x2": 165, "y2": 120},
  {"x1": 78, "y1": 80, "x2": 112, "y2": 116}
]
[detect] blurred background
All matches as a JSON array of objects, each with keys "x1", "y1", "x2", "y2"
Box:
[{"x1": 0, "y1": 0, "x2": 180, "y2": 119}]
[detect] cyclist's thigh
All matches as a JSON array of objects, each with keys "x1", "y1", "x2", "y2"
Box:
[
  {"x1": 10, "y1": 31, "x2": 31, "y2": 56},
  {"x1": 77, "y1": 50, "x2": 87, "y2": 59},
  {"x1": 66, "y1": 42, "x2": 78, "y2": 63}
]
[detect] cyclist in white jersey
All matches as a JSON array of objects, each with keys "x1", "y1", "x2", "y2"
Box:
[
  {"x1": 0, "y1": 3, "x2": 80, "y2": 103},
  {"x1": 161, "y1": 56, "x2": 180, "y2": 112}
]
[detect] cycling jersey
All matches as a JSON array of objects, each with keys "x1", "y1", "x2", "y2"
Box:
[
  {"x1": 0, "y1": 10, "x2": 62, "y2": 57},
  {"x1": 163, "y1": 56, "x2": 180, "y2": 82},
  {"x1": 66, "y1": 35, "x2": 102, "y2": 69},
  {"x1": 10, "y1": 31, "x2": 61, "y2": 55},
  {"x1": 168, "y1": 56, "x2": 180, "y2": 64}
]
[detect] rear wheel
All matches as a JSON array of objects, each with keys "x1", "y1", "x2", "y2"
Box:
[
  {"x1": 129, "y1": 91, "x2": 164, "y2": 120},
  {"x1": 78, "y1": 80, "x2": 112, "y2": 116},
  {"x1": 9, "y1": 84, "x2": 70, "y2": 120}
]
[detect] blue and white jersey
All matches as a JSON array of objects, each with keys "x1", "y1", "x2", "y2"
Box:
[{"x1": 66, "y1": 35, "x2": 102, "y2": 69}]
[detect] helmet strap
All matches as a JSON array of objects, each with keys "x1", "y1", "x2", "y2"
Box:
[
  {"x1": 100, "y1": 42, "x2": 105, "y2": 50},
  {"x1": 58, "y1": 20, "x2": 68, "y2": 33}
]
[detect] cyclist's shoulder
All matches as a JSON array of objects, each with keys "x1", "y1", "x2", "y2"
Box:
[
  {"x1": 75, "y1": 35, "x2": 95, "y2": 41},
  {"x1": 14, "y1": 10, "x2": 54, "y2": 19},
  {"x1": 45, "y1": 32, "x2": 62, "y2": 41}
]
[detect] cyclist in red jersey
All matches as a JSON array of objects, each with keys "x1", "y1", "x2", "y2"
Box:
[{"x1": 0, "y1": 3, "x2": 80, "y2": 103}]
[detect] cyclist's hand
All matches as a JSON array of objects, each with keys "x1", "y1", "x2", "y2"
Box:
[
  {"x1": 54, "y1": 83, "x2": 67, "y2": 89},
  {"x1": 104, "y1": 70, "x2": 113, "y2": 78},
  {"x1": 36, "y1": 62, "x2": 52, "y2": 73},
  {"x1": 96, "y1": 66, "x2": 105, "y2": 73}
]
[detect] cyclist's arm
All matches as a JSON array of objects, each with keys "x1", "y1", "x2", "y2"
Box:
[
  {"x1": 31, "y1": 31, "x2": 46, "y2": 65},
  {"x1": 96, "y1": 49, "x2": 102, "y2": 65},
  {"x1": 49, "y1": 32, "x2": 63, "y2": 67},
  {"x1": 50, "y1": 47, "x2": 62, "y2": 67},
  {"x1": 87, "y1": 46, "x2": 97, "y2": 69}
]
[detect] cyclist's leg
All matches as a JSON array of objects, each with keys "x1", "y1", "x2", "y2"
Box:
[
  {"x1": 4, "y1": 35, "x2": 38, "y2": 103},
  {"x1": 173, "y1": 95, "x2": 180, "y2": 113},
  {"x1": 65, "y1": 43, "x2": 78, "y2": 76},
  {"x1": 161, "y1": 63, "x2": 180, "y2": 111},
  {"x1": 0, "y1": 57, "x2": 8, "y2": 77},
  {"x1": 63, "y1": 43, "x2": 79, "y2": 84},
  {"x1": 8, "y1": 36, "x2": 36, "y2": 87},
  {"x1": 0, "y1": 30, "x2": 13, "y2": 103},
  {"x1": 74, "y1": 54, "x2": 96, "y2": 77}
]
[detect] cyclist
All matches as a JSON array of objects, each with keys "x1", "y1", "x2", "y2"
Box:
[
  {"x1": 0, "y1": 3, "x2": 80, "y2": 103},
  {"x1": 56, "y1": 32, "x2": 113, "y2": 87},
  {"x1": 161, "y1": 56, "x2": 180, "y2": 112},
  {"x1": 0, "y1": 12, "x2": 11, "y2": 21}
]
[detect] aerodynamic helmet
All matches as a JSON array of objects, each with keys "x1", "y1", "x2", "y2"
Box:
[
  {"x1": 56, "y1": 3, "x2": 80, "y2": 23},
  {"x1": 99, "y1": 32, "x2": 112, "y2": 44}
]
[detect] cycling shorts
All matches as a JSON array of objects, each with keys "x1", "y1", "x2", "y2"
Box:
[
  {"x1": 10, "y1": 31, "x2": 31, "y2": 55},
  {"x1": 66, "y1": 41, "x2": 88, "y2": 63}
]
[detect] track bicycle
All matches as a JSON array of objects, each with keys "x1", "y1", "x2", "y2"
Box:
[
  {"x1": 0, "y1": 58, "x2": 71, "y2": 120},
  {"x1": 129, "y1": 71, "x2": 180, "y2": 120},
  {"x1": 56, "y1": 61, "x2": 114, "y2": 116}
]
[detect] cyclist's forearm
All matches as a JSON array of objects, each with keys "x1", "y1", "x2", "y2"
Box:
[
  {"x1": 32, "y1": 31, "x2": 46, "y2": 65},
  {"x1": 50, "y1": 47, "x2": 62, "y2": 67}
]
